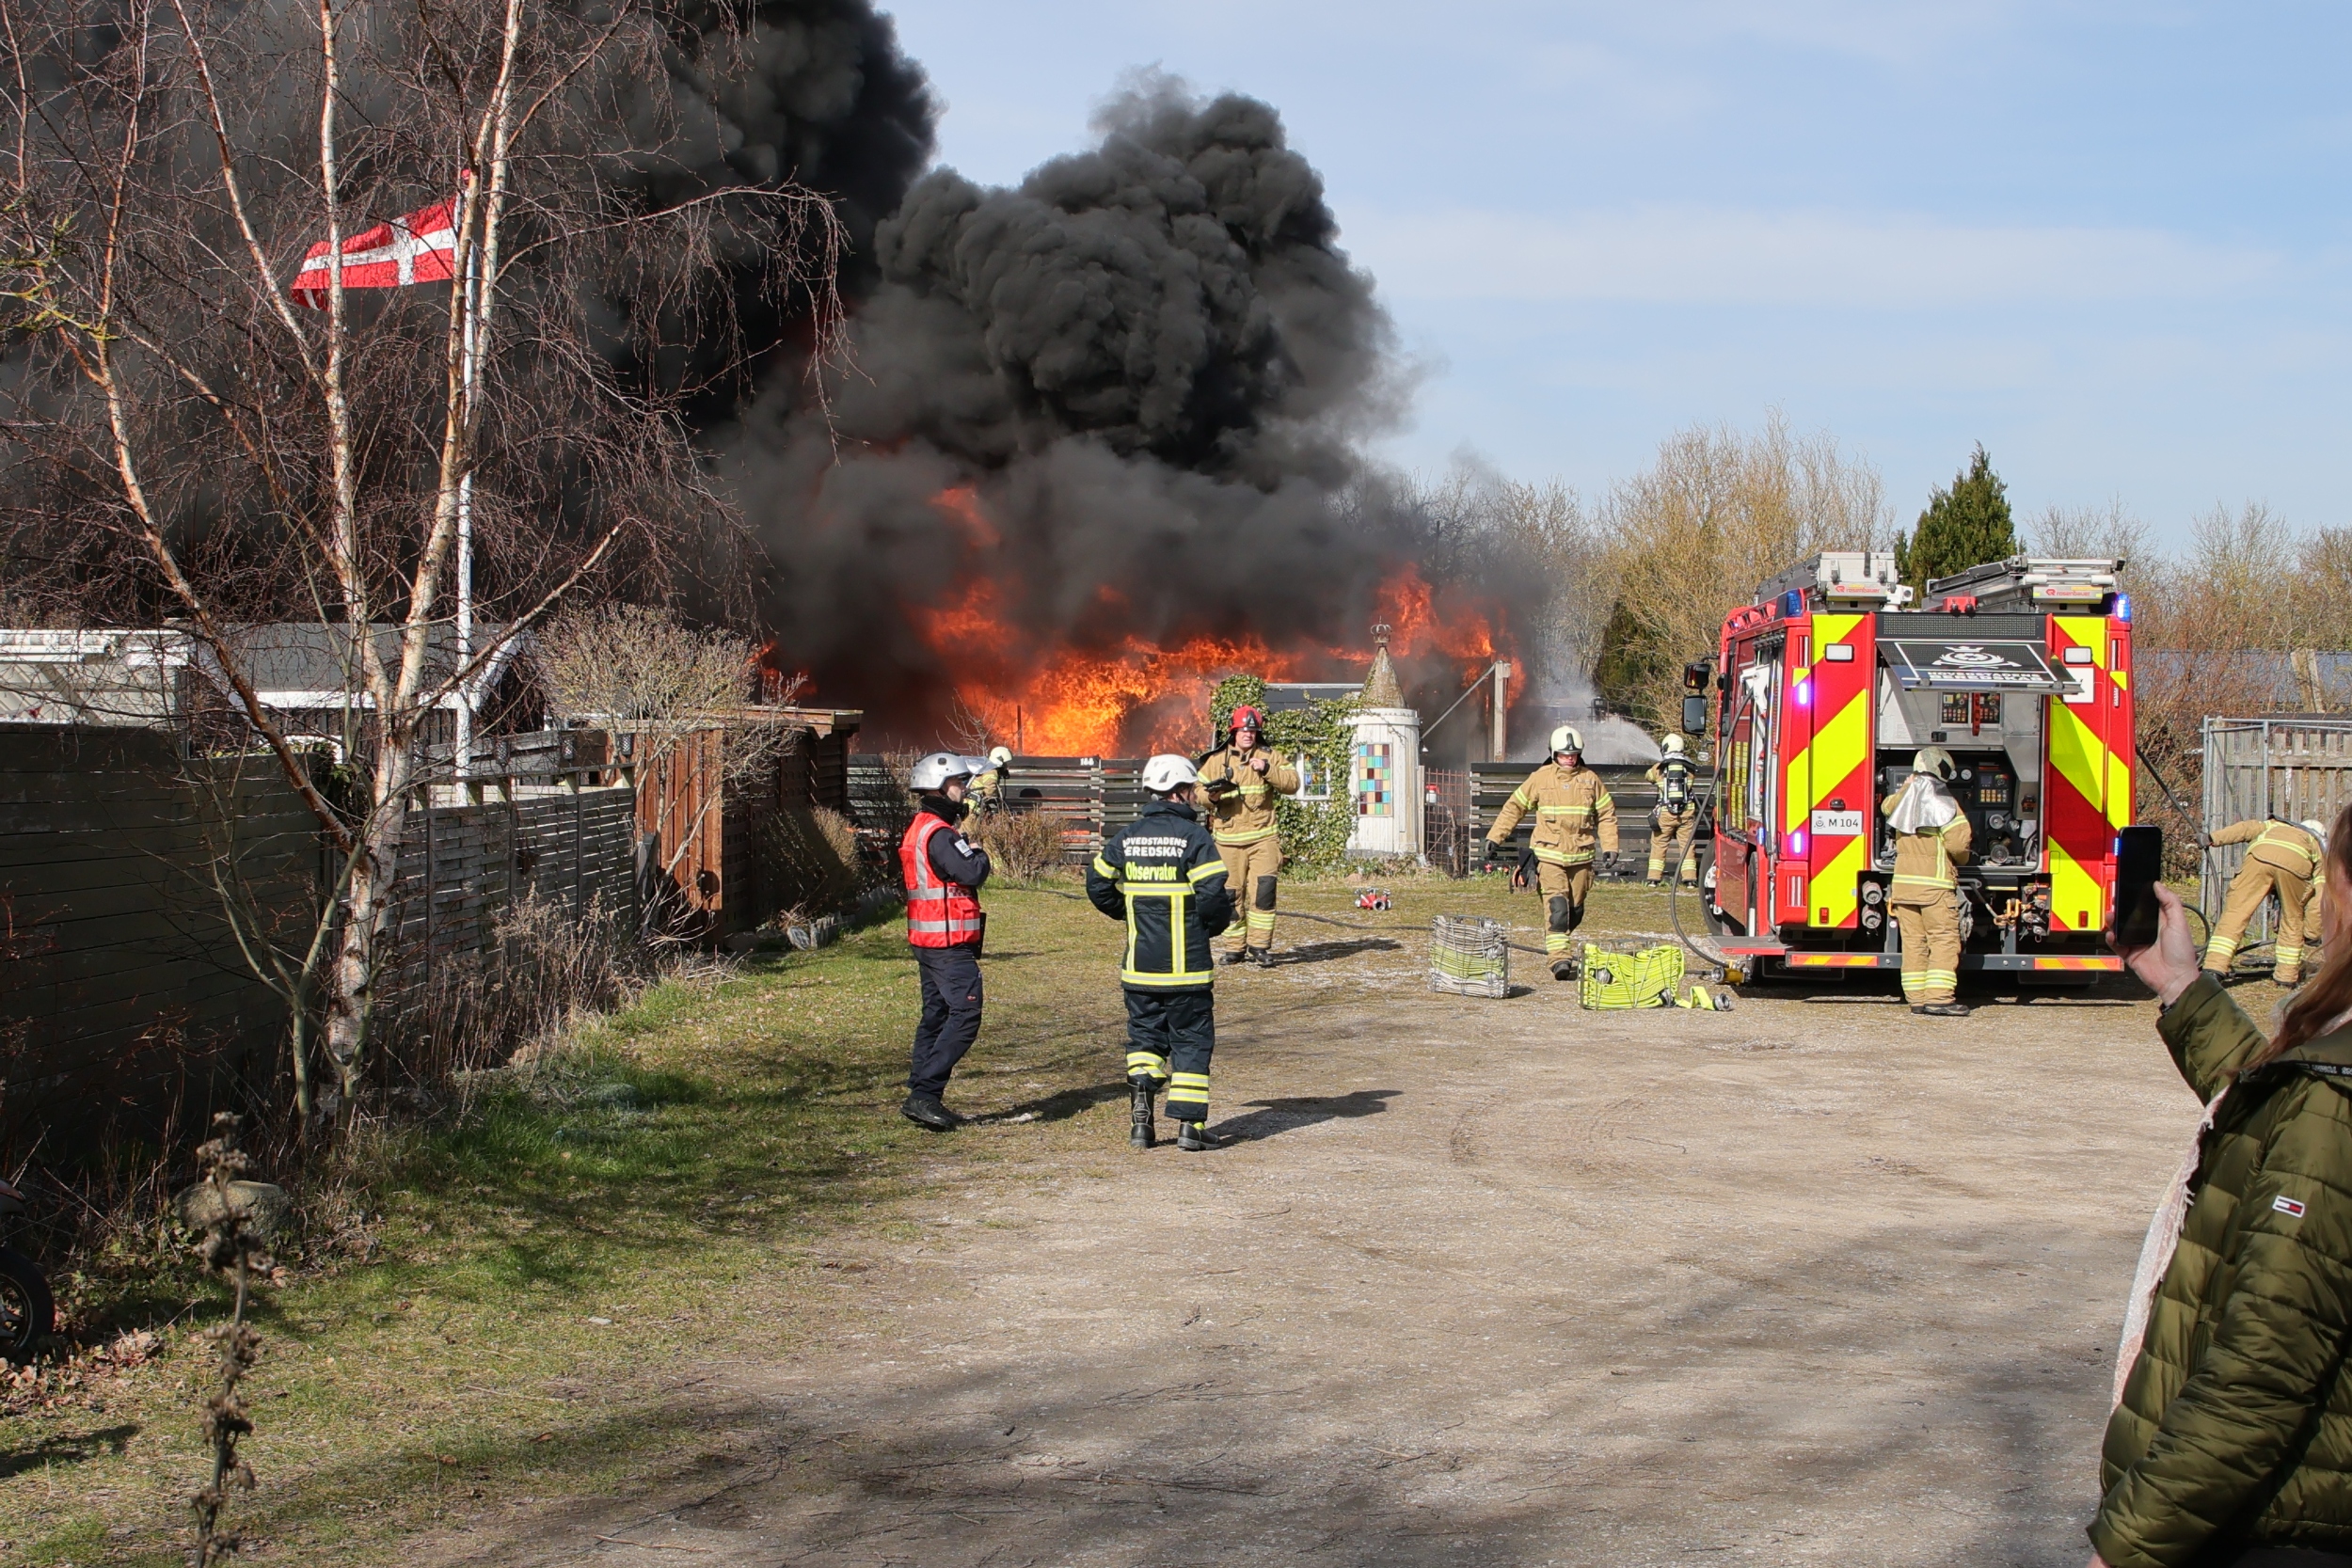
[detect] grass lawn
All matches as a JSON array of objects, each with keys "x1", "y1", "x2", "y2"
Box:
[{"x1": 0, "y1": 871, "x2": 1680, "y2": 1565}]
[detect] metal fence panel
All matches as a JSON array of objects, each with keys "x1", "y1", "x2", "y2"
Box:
[{"x1": 2200, "y1": 718, "x2": 2352, "y2": 938}]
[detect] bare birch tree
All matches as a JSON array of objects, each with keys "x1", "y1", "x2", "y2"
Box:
[{"x1": 0, "y1": 0, "x2": 846, "y2": 1124}]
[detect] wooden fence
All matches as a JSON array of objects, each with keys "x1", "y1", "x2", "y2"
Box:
[
  {"x1": 0, "y1": 725, "x2": 319, "y2": 1146},
  {"x1": 1, "y1": 723, "x2": 644, "y2": 1148},
  {"x1": 847, "y1": 754, "x2": 1693, "y2": 877}
]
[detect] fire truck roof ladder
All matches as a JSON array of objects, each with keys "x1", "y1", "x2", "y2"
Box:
[
  {"x1": 1923, "y1": 555, "x2": 2123, "y2": 613},
  {"x1": 1753, "y1": 550, "x2": 1913, "y2": 610}
]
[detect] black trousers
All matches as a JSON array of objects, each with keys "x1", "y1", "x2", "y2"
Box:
[
  {"x1": 1124, "y1": 986, "x2": 1215, "y2": 1122},
  {"x1": 908, "y1": 944, "x2": 983, "y2": 1099}
]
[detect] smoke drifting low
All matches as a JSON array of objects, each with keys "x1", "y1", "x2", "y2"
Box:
[{"x1": 722, "y1": 78, "x2": 1422, "y2": 738}]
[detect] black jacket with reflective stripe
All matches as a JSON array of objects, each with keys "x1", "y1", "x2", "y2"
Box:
[{"x1": 1087, "y1": 800, "x2": 1233, "y2": 989}]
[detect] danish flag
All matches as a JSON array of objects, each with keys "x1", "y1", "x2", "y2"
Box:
[{"x1": 289, "y1": 193, "x2": 460, "y2": 309}]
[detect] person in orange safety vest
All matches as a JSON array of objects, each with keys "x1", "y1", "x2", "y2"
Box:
[{"x1": 899, "y1": 751, "x2": 993, "y2": 1130}]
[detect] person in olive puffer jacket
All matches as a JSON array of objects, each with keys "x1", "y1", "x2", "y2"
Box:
[{"x1": 2099, "y1": 800, "x2": 2352, "y2": 1568}]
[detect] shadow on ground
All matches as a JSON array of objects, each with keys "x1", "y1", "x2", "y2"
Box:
[
  {"x1": 1213, "y1": 1089, "x2": 1399, "y2": 1143},
  {"x1": 0, "y1": 1421, "x2": 136, "y2": 1479}
]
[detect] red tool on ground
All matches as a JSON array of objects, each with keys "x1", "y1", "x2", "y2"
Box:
[{"x1": 1356, "y1": 888, "x2": 1393, "y2": 912}]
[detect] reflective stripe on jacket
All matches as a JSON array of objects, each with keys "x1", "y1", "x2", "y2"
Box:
[
  {"x1": 1198, "y1": 745, "x2": 1300, "y2": 846},
  {"x1": 1881, "y1": 790, "x2": 1973, "y2": 903},
  {"x1": 901, "y1": 813, "x2": 983, "y2": 948},
  {"x1": 2213, "y1": 819, "x2": 2324, "y2": 880},
  {"x1": 1486, "y1": 764, "x2": 1618, "y2": 866},
  {"x1": 1086, "y1": 800, "x2": 1234, "y2": 989}
]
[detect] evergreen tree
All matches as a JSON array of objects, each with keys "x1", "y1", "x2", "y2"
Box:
[{"x1": 1895, "y1": 445, "x2": 2017, "y2": 594}]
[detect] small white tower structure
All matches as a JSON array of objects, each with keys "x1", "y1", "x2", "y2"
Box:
[{"x1": 1347, "y1": 624, "x2": 1423, "y2": 858}]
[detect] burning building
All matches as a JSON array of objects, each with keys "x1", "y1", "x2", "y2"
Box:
[{"x1": 713, "y1": 68, "x2": 1530, "y2": 752}]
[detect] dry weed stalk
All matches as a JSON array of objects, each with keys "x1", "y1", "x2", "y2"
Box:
[{"x1": 186, "y1": 1113, "x2": 272, "y2": 1566}]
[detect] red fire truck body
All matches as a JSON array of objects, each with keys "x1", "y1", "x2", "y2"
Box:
[{"x1": 1703, "y1": 552, "x2": 2134, "y2": 978}]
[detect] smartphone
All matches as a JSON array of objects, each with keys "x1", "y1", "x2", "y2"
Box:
[{"x1": 2108, "y1": 825, "x2": 2165, "y2": 948}]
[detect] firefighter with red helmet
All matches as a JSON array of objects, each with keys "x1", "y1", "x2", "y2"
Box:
[
  {"x1": 1197, "y1": 703, "x2": 1300, "y2": 967},
  {"x1": 1484, "y1": 725, "x2": 1619, "y2": 981},
  {"x1": 898, "y1": 751, "x2": 993, "y2": 1130}
]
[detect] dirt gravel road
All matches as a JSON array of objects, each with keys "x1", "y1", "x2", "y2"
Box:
[{"x1": 421, "y1": 934, "x2": 2201, "y2": 1567}]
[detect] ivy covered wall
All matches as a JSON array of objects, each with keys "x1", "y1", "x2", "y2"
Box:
[{"x1": 1203, "y1": 674, "x2": 1361, "y2": 875}]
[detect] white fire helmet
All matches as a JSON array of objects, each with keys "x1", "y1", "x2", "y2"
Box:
[
  {"x1": 988, "y1": 746, "x2": 1013, "y2": 768},
  {"x1": 1549, "y1": 725, "x2": 1584, "y2": 758},
  {"x1": 910, "y1": 752, "x2": 990, "y2": 792},
  {"x1": 1140, "y1": 753, "x2": 1200, "y2": 794},
  {"x1": 2305, "y1": 819, "x2": 2329, "y2": 848},
  {"x1": 1661, "y1": 733, "x2": 1686, "y2": 756},
  {"x1": 1913, "y1": 746, "x2": 1956, "y2": 781}
]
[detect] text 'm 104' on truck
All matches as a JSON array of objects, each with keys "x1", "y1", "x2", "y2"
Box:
[{"x1": 1692, "y1": 551, "x2": 2134, "y2": 983}]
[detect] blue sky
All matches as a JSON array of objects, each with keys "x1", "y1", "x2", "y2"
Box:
[{"x1": 876, "y1": 1, "x2": 2350, "y2": 548}]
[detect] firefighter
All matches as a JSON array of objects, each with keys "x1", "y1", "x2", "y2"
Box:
[
  {"x1": 965, "y1": 745, "x2": 1014, "y2": 818},
  {"x1": 898, "y1": 751, "x2": 993, "y2": 1130},
  {"x1": 1882, "y1": 747, "x2": 1972, "y2": 1017},
  {"x1": 1645, "y1": 733, "x2": 1702, "y2": 888},
  {"x1": 1197, "y1": 704, "x2": 1299, "y2": 967},
  {"x1": 1086, "y1": 754, "x2": 1236, "y2": 1151},
  {"x1": 2204, "y1": 816, "x2": 2328, "y2": 985},
  {"x1": 1483, "y1": 725, "x2": 1619, "y2": 982}
]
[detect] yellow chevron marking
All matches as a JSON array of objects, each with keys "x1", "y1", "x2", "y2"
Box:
[
  {"x1": 1811, "y1": 832, "x2": 1867, "y2": 927},
  {"x1": 2050, "y1": 832, "x2": 2105, "y2": 932},
  {"x1": 2048, "y1": 700, "x2": 2115, "y2": 830},
  {"x1": 1806, "y1": 687, "x2": 1868, "y2": 815}
]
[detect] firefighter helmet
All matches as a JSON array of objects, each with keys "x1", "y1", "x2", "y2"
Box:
[
  {"x1": 910, "y1": 752, "x2": 990, "y2": 792},
  {"x1": 1913, "y1": 746, "x2": 1956, "y2": 781},
  {"x1": 1661, "y1": 733, "x2": 1686, "y2": 756},
  {"x1": 988, "y1": 746, "x2": 1012, "y2": 768},
  {"x1": 1141, "y1": 753, "x2": 1200, "y2": 794},
  {"x1": 1229, "y1": 704, "x2": 1265, "y2": 736},
  {"x1": 1549, "y1": 725, "x2": 1583, "y2": 758},
  {"x1": 2306, "y1": 819, "x2": 2329, "y2": 848}
]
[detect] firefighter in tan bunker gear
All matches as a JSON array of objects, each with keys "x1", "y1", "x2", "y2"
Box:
[
  {"x1": 1197, "y1": 705, "x2": 1300, "y2": 968},
  {"x1": 1882, "y1": 747, "x2": 1972, "y2": 1017},
  {"x1": 2203, "y1": 817, "x2": 2328, "y2": 984},
  {"x1": 1485, "y1": 726, "x2": 1620, "y2": 983},
  {"x1": 1645, "y1": 733, "x2": 1701, "y2": 887}
]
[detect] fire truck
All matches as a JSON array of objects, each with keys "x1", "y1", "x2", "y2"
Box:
[{"x1": 1693, "y1": 551, "x2": 2135, "y2": 982}]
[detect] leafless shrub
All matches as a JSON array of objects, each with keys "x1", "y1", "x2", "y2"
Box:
[
  {"x1": 973, "y1": 807, "x2": 1067, "y2": 882},
  {"x1": 755, "y1": 806, "x2": 863, "y2": 917}
]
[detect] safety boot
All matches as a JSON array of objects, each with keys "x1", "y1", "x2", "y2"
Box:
[
  {"x1": 1175, "y1": 1119, "x2": 1226, "y2": 1151},
  {"x1": 1911, "y1": 1002, "x2": 1972, "y2": 1018},
  {"x1": 1247, "y1": 946, "x2": 1276, "y2": 969},
  {"x1": 1645, "y1": 879, "x2": 1662, "y2": 889},
  {"x1": 1221, "y1": 947, "x2": 1249, "y2": 966},
  {"x1": 1129, "y1": 1075, "x2": 1158, "y2": 1148},
  {"x1": 2277, "y1": 969, "x2": 2304, "y2": 988},
  {"x1": 1549, "y1": 955, "x2": 1579, "y2": 983}
]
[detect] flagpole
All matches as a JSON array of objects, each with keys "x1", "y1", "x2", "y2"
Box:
[{"x1": 454, "y1": 183, "x2": 480, "y2": 792}]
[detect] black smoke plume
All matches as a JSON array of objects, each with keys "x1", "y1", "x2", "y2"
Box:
[{"x1": 721, "y1": 77, "x2": 1418, "y2": 739}]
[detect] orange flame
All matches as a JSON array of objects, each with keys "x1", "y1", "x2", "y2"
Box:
[{"x1": 908, "y1": 489, "x2": 1515, "y2": 754}]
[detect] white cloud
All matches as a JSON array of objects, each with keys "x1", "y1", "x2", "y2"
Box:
[{"x1": 1343, "y1": 206, "x2": 2283, "y2": 309}]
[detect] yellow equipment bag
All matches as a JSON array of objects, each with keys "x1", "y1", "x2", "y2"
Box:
[{"x1": 1579, "y1": 942, "x2": 1685, "y2": 1009}]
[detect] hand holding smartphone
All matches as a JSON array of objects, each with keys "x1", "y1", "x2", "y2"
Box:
[{"x1": 2108, "y1": 825, "x2": 2164, "y2": 950}]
